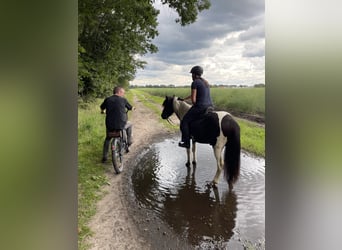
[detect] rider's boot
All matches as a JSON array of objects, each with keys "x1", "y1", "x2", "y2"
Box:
[{"x1": 178, "y1": 141, "x2": 190, "y2": 148}]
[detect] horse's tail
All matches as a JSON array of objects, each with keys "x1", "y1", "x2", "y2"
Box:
[{"x1": 221, "y1": 114, "x2": 241, "y2": 185}]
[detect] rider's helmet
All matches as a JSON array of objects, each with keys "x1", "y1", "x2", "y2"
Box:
[{"x1": 190, "y1": 66, "x2": 203, "y2": 76}]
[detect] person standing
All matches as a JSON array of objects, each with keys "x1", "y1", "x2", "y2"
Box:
[
  {"x1": 178, "y1": 66, "x2": 213, "y2": 148},
  {"x1": 100, "y1": 86, "x2": 133, "y2": 162}
]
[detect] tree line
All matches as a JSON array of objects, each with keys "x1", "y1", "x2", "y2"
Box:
[
  {"x1": 78, "y1": 0, "x2": 211, "y2": 101},
  {"x1": 130, "y1": 83, "x2": 265, "y2": 88}
]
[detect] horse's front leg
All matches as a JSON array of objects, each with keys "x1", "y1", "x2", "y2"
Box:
[
  {"x1": 185, "y1": 147, "x2": 191, "y2": 167},
  {"x1": 192, "y1": 141, "x2": 197, "y2": 166}
]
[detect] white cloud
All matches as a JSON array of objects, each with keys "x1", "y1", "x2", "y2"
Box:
[
  {"x1": 242, "y1": 39, "x2": 265, "y2": 57},
  {"x1": 131, "y1": 0, "x2": 265, "y2": 86},
  {"x1": 239, "y1": 23, "x2": 265, "y2": 41}
]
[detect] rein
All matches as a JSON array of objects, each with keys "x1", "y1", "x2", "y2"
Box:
[{"x1": 166, "y1": 118, "x2": 176, "y2": 126}]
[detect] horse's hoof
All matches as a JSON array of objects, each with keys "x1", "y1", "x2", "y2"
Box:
[
  {"x1": 205, "y1": 181, "x2": 218, "y2": 189},
  {"x1": 192, "y1": 161, "x2": 197, "y2": 166},
  {"x1": 185, "y1": 162, "x2": 190, "y2": 168}
]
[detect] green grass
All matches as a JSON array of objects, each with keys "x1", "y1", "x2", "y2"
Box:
[
  {"x1": 78, "y1": 100, "x2": 110, "y2": 250},
  {"x1": 211, "y1": 88, "x2": 264, "y2": 116},
  {"x1": 237, "y1": 118, "x2": 265, "y2": 157}
]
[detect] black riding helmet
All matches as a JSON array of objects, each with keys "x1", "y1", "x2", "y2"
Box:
[{"x1": 190, "y1": 65, "x2": 203, "y2": 76}]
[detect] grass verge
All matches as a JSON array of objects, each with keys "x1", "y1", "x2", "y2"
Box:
[
  {"x1": 78, "y1": 99, "x2": 110, "y2": 250},
  {"x1": 237, "y1": 118, "x2": 265, "y2": 157}
]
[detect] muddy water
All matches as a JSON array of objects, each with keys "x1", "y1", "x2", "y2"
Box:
[{"x1": 132, "y1": 137, "x2": 265, "y2": 249}]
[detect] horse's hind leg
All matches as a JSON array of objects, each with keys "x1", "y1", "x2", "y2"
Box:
[
  {"x1": 192, "y1": 141, "x2": 197, "y2": 166},
  {"x1": 212, "y1": 146, "x2": 224, "y2": 186}
]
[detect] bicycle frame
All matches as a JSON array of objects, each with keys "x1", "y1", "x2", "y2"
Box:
[{"x1": 109, "y1": 130, "x2": 127, "y2": 174}]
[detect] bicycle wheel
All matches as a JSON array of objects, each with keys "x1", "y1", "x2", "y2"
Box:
[{"x1": 111, "y1": 138, "x2": 124, "y2": 174}]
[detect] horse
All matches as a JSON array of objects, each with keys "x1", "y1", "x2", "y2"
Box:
[{"x1": 161, "y1": 96, "x2": 241, "y2": 189}]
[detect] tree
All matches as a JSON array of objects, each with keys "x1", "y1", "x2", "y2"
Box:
[
  {"x1": 161, "y1": 0, "x2": 211, "y2": 25},
  {"x1": 78, "y1": 0, "x2": 211, "y2": 100}
]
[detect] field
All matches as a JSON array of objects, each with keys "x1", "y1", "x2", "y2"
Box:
[{"x1": 137, "y1": 87, "x2": 265, "y2": 118}]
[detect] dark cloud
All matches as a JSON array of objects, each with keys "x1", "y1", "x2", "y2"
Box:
[
  {"x1": 153, "y1": 0, "x2": 264, "y2": 63},
  {"x1": 132, "y1": 0, "x2": 265, "y2": 86},
  {"x1": 198, "y1": 0, "x2": 264, "y2": 31}
]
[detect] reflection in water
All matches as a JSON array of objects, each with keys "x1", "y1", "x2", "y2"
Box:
[
  {"x1": 133, "y1": 148, "x2": 237, "y2": 247},
  {"x1": 132, "y1": 149, "x2": 161, "y2": 209},
  {"x1": 162, "y1": 167, "x2": 237, "y2": 247},
  {"x1": 132, "y1": 138, "x2": 265, "y2": 249}
]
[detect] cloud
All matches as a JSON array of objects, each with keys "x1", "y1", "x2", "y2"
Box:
[
  {"x1": 239, "y1": 23, "x2": 265, "y2": 41},
  {"x1": 131, "y1": 0, "x2": 265, "y2": 86},
  {"x1": 242, "y1": 40, "x2": 265, "y2": 58}
]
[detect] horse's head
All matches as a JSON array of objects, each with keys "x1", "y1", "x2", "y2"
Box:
[{"x1": 161, "y1": 96, "x2": 174, "y2": 119}]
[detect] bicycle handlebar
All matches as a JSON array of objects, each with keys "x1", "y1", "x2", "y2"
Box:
[{"x1": 101, "y1": 107, "x2": 135, "y2": 114}]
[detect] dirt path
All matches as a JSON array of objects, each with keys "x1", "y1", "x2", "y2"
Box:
[{"x1": 86, "y1": 94, "x2": 174, "y2": 250}]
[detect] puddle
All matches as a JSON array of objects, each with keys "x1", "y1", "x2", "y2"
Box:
[{"x1": 132, "y1": 137, "x2": 265, "y2": 249}]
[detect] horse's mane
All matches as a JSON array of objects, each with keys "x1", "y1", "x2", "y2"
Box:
[{"x1": 172, "y1": 96, "x2": 191, "y2": 120}]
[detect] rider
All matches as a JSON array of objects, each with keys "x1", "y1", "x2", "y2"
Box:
[
  {"x1": 178, "y1": 66, "x2": 213, "y2": 148},
  {"x1": 100, "y1": 86, "x2": 134, "y2": 163}
]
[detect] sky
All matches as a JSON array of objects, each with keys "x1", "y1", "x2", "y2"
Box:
[{"x1": 130, "y1": 0, "x2": 265, "y2": 87}]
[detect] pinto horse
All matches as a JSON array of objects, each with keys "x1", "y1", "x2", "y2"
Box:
[{"x1": 161, "y1": 96, "x2": 241, "y2": 188}]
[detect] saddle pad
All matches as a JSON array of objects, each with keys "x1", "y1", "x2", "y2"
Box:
[
  {"x1": 191, "y1": 112, "x2": 220, "y2": 145},
  {"x1": 107, "y1": 130, "x2": 121, "y2": 138}
]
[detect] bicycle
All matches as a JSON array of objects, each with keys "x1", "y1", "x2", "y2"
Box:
[
  {"x1": 101, "y1": 107, "x2": 134, "y2": 174},
  {"x1": 107, "y1": 129, "x2": 129, "y2": 174}
]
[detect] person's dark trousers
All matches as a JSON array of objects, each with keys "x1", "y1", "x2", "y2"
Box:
[
  {"x1": 180, "y1": 106, "x2": 206, "y2": 145},
  {"x1": 102, "y1": 134, "x2": 112, "y2": 162},
  {"x1": 102, "y1": 122, "x2": 133, "y2": 161},
  {"x1": 125, "y1": 122, "x2": 133, "y2": 145}
]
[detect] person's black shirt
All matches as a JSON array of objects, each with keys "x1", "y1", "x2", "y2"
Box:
[
  {"x1": 100, "y1": 95, "x2": 132, "y2": 131},
  {"x1": 191, "y1": 78, "x2": 213, "y2": 108}
]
